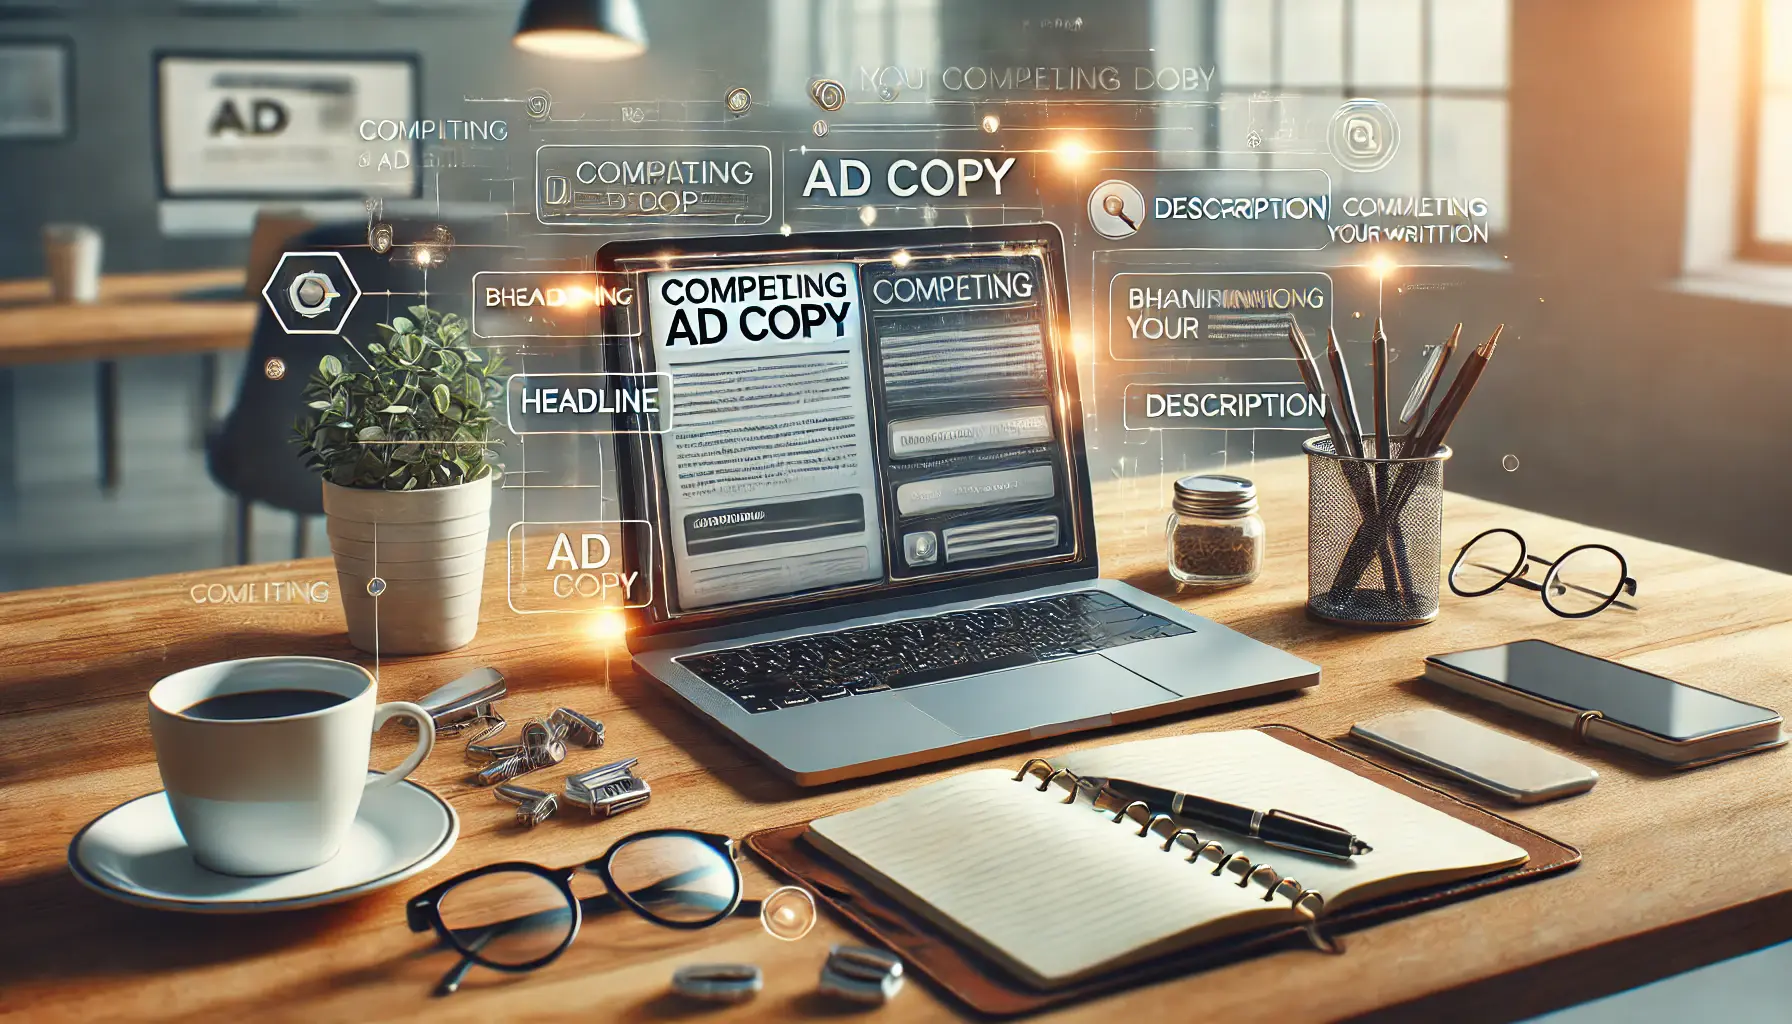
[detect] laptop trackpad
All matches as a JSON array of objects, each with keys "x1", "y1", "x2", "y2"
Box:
[{"x1": 899, "y1": 656, "x2": 1176, "y2": 740}]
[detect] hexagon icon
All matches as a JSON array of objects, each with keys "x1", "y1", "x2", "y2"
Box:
[{"x1": 261, "y1": 250, "x2": 363, "y2": 336}]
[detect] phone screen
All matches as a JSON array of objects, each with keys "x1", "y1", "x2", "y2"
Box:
[{"x1": 1431, "y1": 640, "x2": 1778, "y2": 741}]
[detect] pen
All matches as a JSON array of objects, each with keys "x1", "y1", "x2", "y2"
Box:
[{"x1": 1088, "y1": 776, "x2": 1372, "y2": 860}]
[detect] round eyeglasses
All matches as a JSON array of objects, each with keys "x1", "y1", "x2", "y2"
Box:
[
  {"x1": 1448, "y1": 528, "x2": 1638, "y2": 618},
  {"x1": 405, "y1": 829, "x2": 816, "y2": 995}
]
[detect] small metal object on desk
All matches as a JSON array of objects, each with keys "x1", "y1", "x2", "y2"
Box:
[
  {"x1": 671, "y1": 963, "x2": 762, "y2": 1004},
  {"x1": 565, "y1": 756, "x2": 639, "y2": 798},
  {"x1": 521, "y1": 719, "x2": 567, "y2": 769},
  {"x1": 548, "y1": 707, "x2": 605, "y2": 748},
  {"x1": 412, "y1": 667, "x2": 507, "y2": 733},
  {"x1": 473, "y1": 751, "x2": 536, "y2": 787},
  {"x1": 564, "y1": 774, "x2": 651, "y2": 818},
  {"x1": 494, "y1": 782, "x2": 558, "y2": 827},
  {"x1": 563, "y1": 760, "x2": 650, "y2": 818},
  {"x1": 465, "y1": 741, "x2": 524, "y2": 766},
  {"x1": 819, "y1": 944, "x2": 905, "y2": 1005}
]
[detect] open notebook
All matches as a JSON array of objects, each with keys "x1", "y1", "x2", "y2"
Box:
[{"x1": 806, "y1": 729, "x2": 1529, "y2": 990}]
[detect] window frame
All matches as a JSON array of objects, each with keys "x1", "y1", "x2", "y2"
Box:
[{"x1": 1737, "y1": 0, "x2": 1792, "y2": 262}]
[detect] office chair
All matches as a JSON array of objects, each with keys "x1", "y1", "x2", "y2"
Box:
[{"x1": 206, "y1": 219, "x2": 496, "y2": 564}]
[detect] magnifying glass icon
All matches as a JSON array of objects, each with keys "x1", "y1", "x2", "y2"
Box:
[{"x1": 1102, "y1": 193, "x2": 1139, "y2": 231}]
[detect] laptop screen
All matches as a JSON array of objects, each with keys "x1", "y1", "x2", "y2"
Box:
[{"x1": 604, "y1": 226, "x2": 1089, "y2": 627}]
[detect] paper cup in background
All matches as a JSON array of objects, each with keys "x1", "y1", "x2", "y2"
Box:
[{"x1": 43, "y1": 223, "x2": 102, "y2": 304}]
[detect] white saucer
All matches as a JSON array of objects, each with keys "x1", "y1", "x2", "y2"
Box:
[{"x1": 68, "y1": 776, "x2": 458, "y2": 914}]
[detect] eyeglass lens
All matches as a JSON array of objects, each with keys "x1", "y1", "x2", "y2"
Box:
[
  {"x1": 1547, "y1": 547, "x2": 1625, "y2": 615},
  {"x1": 608, "y1": 834, "x2": 739, "y2": 924},
  {"x1": 437, "y1": 869, "x2": 574, "y2": 966},
  {"x1": 1453, "y1": 530, "x2": 1524, "y2": 596}
]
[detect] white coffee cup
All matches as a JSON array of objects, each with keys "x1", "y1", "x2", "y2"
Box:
[
  {"x1": 147, "y1": 657, "x2": 434, "y2": 876},
  {"x1": 42, "y1": 223, "x2": 102, "y2": 304}
]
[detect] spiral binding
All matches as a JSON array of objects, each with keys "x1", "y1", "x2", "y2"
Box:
[{"x1": 1013, "y1": 758, "x2": 1338, "y2": 951}]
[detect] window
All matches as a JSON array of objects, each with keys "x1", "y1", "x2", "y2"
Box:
[
  {"x1": 1741, "y1": 0, "x2": 1792, "y2": 259},
  {"x1": 1216, "y1": 0, "x2": 1510, "y2": 233}
]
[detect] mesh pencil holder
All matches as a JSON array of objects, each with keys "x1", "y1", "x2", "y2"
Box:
[{"x1": 1304, "y1": 434, "x2": 1451, "y2": 629}]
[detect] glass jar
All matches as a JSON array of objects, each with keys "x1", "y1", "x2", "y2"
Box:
[{"x1": 1165, "y1": 474, "x2": 1264, "y2": 588}]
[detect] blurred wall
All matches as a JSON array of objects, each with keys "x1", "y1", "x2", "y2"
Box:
[{"x1": 1443, "y1": 0, "x2": 1792, "y2": 572}]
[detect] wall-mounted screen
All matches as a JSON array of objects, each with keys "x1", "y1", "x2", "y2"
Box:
[{"x1": 155, "y1": 52, "x2": 419, "y2": 199}]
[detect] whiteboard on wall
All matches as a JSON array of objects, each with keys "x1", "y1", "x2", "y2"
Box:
[{"x1": 155, "y1": 52, "x2": 420, "y2": 199}]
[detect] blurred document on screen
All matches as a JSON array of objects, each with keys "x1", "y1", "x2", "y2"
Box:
[{"x1": 647, "y1": 262, "x2": 883, "y2": 608}]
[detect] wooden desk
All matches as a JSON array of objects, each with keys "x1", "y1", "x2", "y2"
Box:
[
  {"x1": 0, "y1": 268, "x2": 254, "y2": 365},
  {"x1": 3, "y1": 459, "x2": 1790, "y2": 1023},
  {"x1": 0, "y1": 268, "x2": 255, "y2": 489}
]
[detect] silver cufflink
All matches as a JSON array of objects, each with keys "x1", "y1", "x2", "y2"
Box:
[
  {"x1": 412, "y1": 667, "x2": 507, "y2": 733},
  {"x1": 493, "y1": 782, "x2": 558, "y2": 827},
  {"x1": 548, "y1": 707, "x2": 605, "y2": 748},
  {"x1": 819, "y1": 945, "x2": 905, "y2": 1005},
  {"x1": 563, "y1": 757, "x2": 650, "y2": 818},
  {"x1": 672, "y1": 963, "x2": 761, "y2": 1004}
]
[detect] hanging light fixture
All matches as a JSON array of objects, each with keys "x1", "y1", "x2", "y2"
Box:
[{"x1": 514, "y1": 0, "x2": 648, "y2": 61}]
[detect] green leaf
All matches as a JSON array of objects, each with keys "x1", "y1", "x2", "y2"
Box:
[
  {"x1": 390, "y1": 316, "x2": 414, "y2": 335},
  {"x1": 366, "y1": 342, "x2": 385, "y2": 355},
  {"x1": 306, "y1": 400, "x2": 331, "y2": 410},
  {"x1": 379, "y1": 405, "x2": 412, "y2": 414},
  {"x1": 319, "y1": 355, "x2": 343, "y2": 378},
  {"x1": 431, "y1": 383, "x2": 451, "y2": 415},
  {"x1": 357, "y1": 425, "x2": 386, "y2": 442},
  {"x1": 407, "y1": 304, "x2": 431, "y2": 322}
]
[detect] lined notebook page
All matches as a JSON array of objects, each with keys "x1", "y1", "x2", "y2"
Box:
[
  {"x1": 807, "y1": 768, "x2": 1298, "y2": 988},
  {"x1": 1058, "y1": 730, "x2": 1529, "y2": 910}
]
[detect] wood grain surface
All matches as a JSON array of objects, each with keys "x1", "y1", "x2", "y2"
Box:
[
  {"x1": 2, "y1": 457, "x2": 1789, "y2": 1023},
  {"x1": 0, "y1": 269, "x2": 253, "y2": 366}
]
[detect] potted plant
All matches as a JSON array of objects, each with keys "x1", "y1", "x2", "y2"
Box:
[{"x1": 294, "y1": 305, "x2": 505, "y2": 654}]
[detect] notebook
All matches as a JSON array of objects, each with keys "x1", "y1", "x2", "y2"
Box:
[{"x1": 805, "y1": 729, "x2": 1530, "y2": 990}]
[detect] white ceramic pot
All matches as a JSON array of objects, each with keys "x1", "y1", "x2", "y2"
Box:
[{"x1": 323, "y1": 475, "x2": 492, "y2": 655}]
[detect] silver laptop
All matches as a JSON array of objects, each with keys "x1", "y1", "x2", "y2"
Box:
[{"x1": 599, "y1": 224, "x2": 1317, "y2": 785}]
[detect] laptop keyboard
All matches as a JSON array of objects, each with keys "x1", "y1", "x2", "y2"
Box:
[{"x1": 675, "y1": 590, "x2": 1191, "y2": 714}]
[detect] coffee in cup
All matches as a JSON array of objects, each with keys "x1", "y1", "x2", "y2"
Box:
[{"x1": 147, "y1": 657, "x2": 434, "y2": 876}]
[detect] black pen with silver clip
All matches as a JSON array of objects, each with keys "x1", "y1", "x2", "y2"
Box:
[{"x1": 1086, "y1": 776, "x2": 1372, "y2": 860}]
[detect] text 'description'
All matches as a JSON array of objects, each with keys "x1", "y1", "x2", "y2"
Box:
[
  {"x1": 1108, "y1": 271, "x2": 1333, "y2": 360},
  {"x1": 536, "y1": 144, "x2": 772, "y2": 226},
  {"x1": 506, "y1": 520, "x2": 654, "y2": 613},
  {"x1": 1123, "y1": 382, "x2": 1328, "y2": 431},
  {"x1": 472, "y1": 271, "x2": 639, "y2": 338},
  {"x1": 504, "y1": 372, "x2": 672, "y2": 435}
]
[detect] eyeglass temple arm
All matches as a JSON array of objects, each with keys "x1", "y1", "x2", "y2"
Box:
[{"x1": 434, "y1": 924, "x2": 500, "y2": 997}]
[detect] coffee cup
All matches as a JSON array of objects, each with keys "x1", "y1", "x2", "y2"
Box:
[
  {"x1": 42, "y1": 223, "x2": 102, "y2": 304},
  {"x1": 147, "y1": 657, "x2": 434, "y2": 876}
]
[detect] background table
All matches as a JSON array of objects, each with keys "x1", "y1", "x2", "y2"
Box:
[
  {"x1": 2, "y1": 458, "x2": 1790, "y2": 1022},
  {"x1": 0, "y1": 268, "x2": 255, "y2": 489}
]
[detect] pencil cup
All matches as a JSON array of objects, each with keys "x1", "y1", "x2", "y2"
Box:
[{"x1": 1304, "y1": 435, "x2": 1451, "y2": 629}]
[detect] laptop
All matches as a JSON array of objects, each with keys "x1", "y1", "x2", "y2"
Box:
[{"x1": 598, "y1": 224, "x2": 1317, "y2": 785}]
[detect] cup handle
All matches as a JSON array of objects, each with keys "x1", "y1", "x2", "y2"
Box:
[{"x1": 366, "y1": 701, "x2": 435, "y2": 790}]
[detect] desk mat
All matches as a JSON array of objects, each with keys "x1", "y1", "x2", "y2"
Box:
[{"x1": 745, "y1": 723, "x2": 1581, "y2": 1019}]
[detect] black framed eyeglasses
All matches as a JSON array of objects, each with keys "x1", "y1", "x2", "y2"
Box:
[
  {"x1": 406, "y1": 829, "x2": 814, "y2": 996},
  {"x1": 1448, "y1": 528, "x2": 1638, "y2": 618}
]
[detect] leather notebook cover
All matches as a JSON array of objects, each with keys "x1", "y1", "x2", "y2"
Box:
[{"x1": 745, "y1": 724, "x2": 1581, "y2": 1019}]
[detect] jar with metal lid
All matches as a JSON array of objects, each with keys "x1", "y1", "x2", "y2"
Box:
[{"x1": 1165, "y1": 474, "x2": 1264, "y2": 588}]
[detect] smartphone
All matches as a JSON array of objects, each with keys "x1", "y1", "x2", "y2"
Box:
[
  {"x1": 1424, "y1": 640, "x2": 1783, "y2": 765},
  {"x1": 1351, "y1": 708, "x2": 1597, "y2": 804}
]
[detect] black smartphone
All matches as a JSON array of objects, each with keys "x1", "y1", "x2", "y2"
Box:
[{"x1": 1424, "y1": 640, "x2": 1783, "y2": 765}]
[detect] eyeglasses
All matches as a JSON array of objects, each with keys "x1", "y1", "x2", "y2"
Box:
[
  {"x1": 406, "y1": 829, "x2": 815, "y2": 996},
  {"x1": 1448, "y1": 528, "x2": 1638, "y2": 618}
]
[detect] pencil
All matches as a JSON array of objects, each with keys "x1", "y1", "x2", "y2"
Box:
[
  {"x1": 1329, "y1": 326, "x2": 1503, "y2": 599},
  {"x1": 1372, "y1": 318, "x2": 1391, "y2": 460},
  {"x1": 1398, "y1": 323, "x2": 1460, "y2": 438},
  {"x1": 1324, "y1": 329, "x2": 1365, "y2": 458}
]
